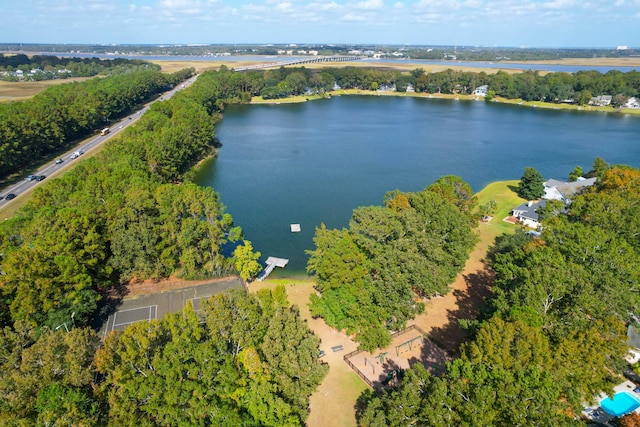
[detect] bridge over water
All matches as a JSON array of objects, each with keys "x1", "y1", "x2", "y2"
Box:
[{"x1": 234, "y1": 55, "x2": 363, "y2": 71}]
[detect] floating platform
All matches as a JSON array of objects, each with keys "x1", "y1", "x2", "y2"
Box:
[
  {"x1": 257, "y1": 257, "x2": 289, "y2": 281},
  {"x1": 291, "y1": 224, "x2": 301, "y2": 232}
]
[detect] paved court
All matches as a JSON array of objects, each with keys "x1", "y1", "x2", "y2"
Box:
[{"x1": 100, "y1": 278, "x2": 243, "y2": 338}]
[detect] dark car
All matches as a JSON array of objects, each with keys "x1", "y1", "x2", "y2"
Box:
[
  {"x1": 5, "y1": 193, "x2": 16, "y2": 200},
  {"x1": 35, "y1": 175, "x2": 46, "y2": 181},
  {"x1": 55, "y1": 158, "x2": 63, "y2": 164}
]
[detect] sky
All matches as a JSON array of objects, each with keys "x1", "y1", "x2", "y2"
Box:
[{"x1": 1, "y1": 0, "x2": 638, "y2": 48}]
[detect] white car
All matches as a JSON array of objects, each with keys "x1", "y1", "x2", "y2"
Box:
[{"x1": 70, "y1": 150, "x2": 83, "y2": 159}]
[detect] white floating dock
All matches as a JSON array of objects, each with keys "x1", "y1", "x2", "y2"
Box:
[
  {"x1": 257, "y1": 257, "x2": 289, "y2": 281},
  {"x1": 291, "y1": 224, "x2": 301, "y2": 232}
]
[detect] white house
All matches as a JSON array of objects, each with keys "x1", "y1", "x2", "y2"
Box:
[
  {"x1": 472, "y1": 85, "x2": 488, "y2": 96},
  {"x1": 543, "y1": 177, "x2": 597, "y2": 203},
  {"x1": 511, "y1": 200, "x2": 547, "y2": 229},
  {"x1": 625, "y1": 97, "x2": 640, "y2": 109}
]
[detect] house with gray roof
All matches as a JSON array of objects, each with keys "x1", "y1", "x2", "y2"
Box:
[
  {"x1": 543, "y1": 177, "x2": 597, "y2": 203},
  {"x1": 511, "y1": 200, "x2": 547, "y2": 229}
]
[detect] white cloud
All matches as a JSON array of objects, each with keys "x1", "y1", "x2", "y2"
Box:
[
  {"x1": 354, "y1": 0, "x2": 384, "y2": 10},
  {"x1": 275, "y1": 1, "x2": 294, "y2": 11},
  {"x1": 541, "y1": 0, "x2": 576, "y2": 9},
  {"x1": 393, "y1": 1, "x2": 405, "y2": 8},
  {"x1": 414, "y1": 0, "x2": 462, "y2": 12}
]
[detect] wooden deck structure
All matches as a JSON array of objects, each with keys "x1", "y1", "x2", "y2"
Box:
[{"x1": 257, "y1": 257, "x2": 289, "y2": 281}]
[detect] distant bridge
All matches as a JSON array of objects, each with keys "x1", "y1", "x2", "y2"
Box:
[{"x1": 234, "y1": 55, "x2": 363, "y2": 72}]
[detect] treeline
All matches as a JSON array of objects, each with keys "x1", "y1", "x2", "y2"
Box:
[
  {"x1": 0, "y1": 53, "x2": 160, "y2": 79},
  {"x1": 242, "y1": 65, "x2": 640, "y2": 107},
  {"x1": 306, "y1": 176, "x2": 478, "y2": 351},
  {"x1": 0, "y1": 67, "x2": 251, "y2": 330},
  {"x1": 0, "y1": 287, "x2": 327, "y2": 426},
  {"x1": 0, "y1": 68, "x2": 194, "y2": 178},
  {"x1": 358, "y1": 160, "x2": 640, "y2": 425}
]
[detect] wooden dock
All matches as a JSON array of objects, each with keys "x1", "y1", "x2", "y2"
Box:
[{"x1": 257, "y1": 257, "x2": 289, "y2": 281}]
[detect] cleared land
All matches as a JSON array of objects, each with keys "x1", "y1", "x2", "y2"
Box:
[{"x1": 0, "y1": 77, "x2": 91, "y2": 102}]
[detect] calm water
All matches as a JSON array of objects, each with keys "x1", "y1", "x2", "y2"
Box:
[{"x1": 194, "y1": 96, "x2": 640, "y2": 275}]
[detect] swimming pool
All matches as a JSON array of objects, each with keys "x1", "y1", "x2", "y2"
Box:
[{"x1": 600, "y1": 391, "x2": 640, "y2": 417}]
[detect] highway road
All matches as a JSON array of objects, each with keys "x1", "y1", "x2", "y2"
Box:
[{"x1": 0, "y1": 74, "x2": 199, "y2": 207}]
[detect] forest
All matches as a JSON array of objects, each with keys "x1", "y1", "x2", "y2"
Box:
[
  {"x1": 0, "y1": 66, "x2": 193, "y2": 177},
  {"x1": 0, "y1": 66, "x2": 330, "y2": 425},
  {"x1": 251, "y1": 65, "x2": 640, "y2": 107},
  {"x1": 0, "y1": 54, "x2": 160, "y2": 80},
  {"x1": 357, "y1": 161, "x2": 640, "y2": 425}
]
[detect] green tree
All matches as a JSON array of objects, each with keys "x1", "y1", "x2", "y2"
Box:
[
  {"x1": 233, "y1": 240, "x2": 261, "y2": 281},
  {"x1": 517, "y1": 167, "x2": 545, "y2": 200},
  {"x1": 587, "y1": 156, "x2": 609, "y2": 178},
  {"x1": 0, "y1": 322, "x2": 102, "y2": 425},
  {"x1": 568, "y1": 165, "x2": 583, "y2": 181}
]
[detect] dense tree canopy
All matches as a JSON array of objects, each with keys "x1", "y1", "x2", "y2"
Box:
[
  {"x1": 0, "y1": 54, "x2": 160, "y2": 79},
  {"x1": 95, "y1": 288, "x2": 327, "y2": 426},
  {"x1": 0, "y1": 67, "x2": 261, "y2": 331},
  {"x1": 307, "y1": 177, "x2": 478, "y2": 350},
  {"x1": 0, "y1": 68, "x2": 194, "y2": 177},
  {"x1": 359, "y1": 161, "x2": 638, "y2": 425}
]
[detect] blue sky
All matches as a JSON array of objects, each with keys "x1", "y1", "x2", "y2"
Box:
[{"x1": 1, "y1": 0, "x2": 638, "y2": 48}]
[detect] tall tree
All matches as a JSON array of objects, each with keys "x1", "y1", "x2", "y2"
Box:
[{"x1": 517, "y1": 167, "x2": 545, "y2": 200}]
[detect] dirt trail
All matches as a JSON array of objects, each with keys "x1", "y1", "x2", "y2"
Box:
[{"x1": 410, "y1": 229, "x2": 495, "y2": 353}]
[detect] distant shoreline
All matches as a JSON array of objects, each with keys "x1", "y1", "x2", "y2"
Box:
[{"x1": 250, "y1": 89, "x2": 640, "y2": 116}]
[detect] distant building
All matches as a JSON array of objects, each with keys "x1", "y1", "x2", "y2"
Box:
[
  {"x1": 590, "y1": 95, "x2": 612, "y2": 106},
  {"x1": 472, "y1": 85, "x2": 488, "y2": 96},
  {"x1": 625, "y1": 97, "x2": 640, "y2": 109}
]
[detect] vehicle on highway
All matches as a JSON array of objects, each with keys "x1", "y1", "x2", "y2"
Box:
[
  {"x1": 35, "y1": 175, "x2": 46, "y2": 181},
  {"x1": 27, "y1": 175, "x2": 36, "y2": 181},
  {"x1": 55, "y1": 158, "x2": 63, "y2": 164},
  {"x1": 5, "y1": 194, "x2": 16, "y2": 200},
  {"x1": 70, "y1": 150, "x2": 84, "y2": 159},
  {"x1": 100, "y1": 127, "x2": 110, "y2": 136}
]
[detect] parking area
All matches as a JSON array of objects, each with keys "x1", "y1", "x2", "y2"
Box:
[{"x1": 100, "y1": 278, "x2": 243, "y2": 339}]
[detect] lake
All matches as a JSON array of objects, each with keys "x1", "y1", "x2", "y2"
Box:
[{"x1": 193, "y1": 96, "x2": 640, "y2": 275}]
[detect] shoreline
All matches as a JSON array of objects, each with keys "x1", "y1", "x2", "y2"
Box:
[{"x1": 250, "y1": 89, "x2": 640, "y2": 116}]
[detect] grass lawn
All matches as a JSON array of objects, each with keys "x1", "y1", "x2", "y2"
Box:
[{"x1": 475, "y1": 179, "x2": 526, "y2": 240}]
